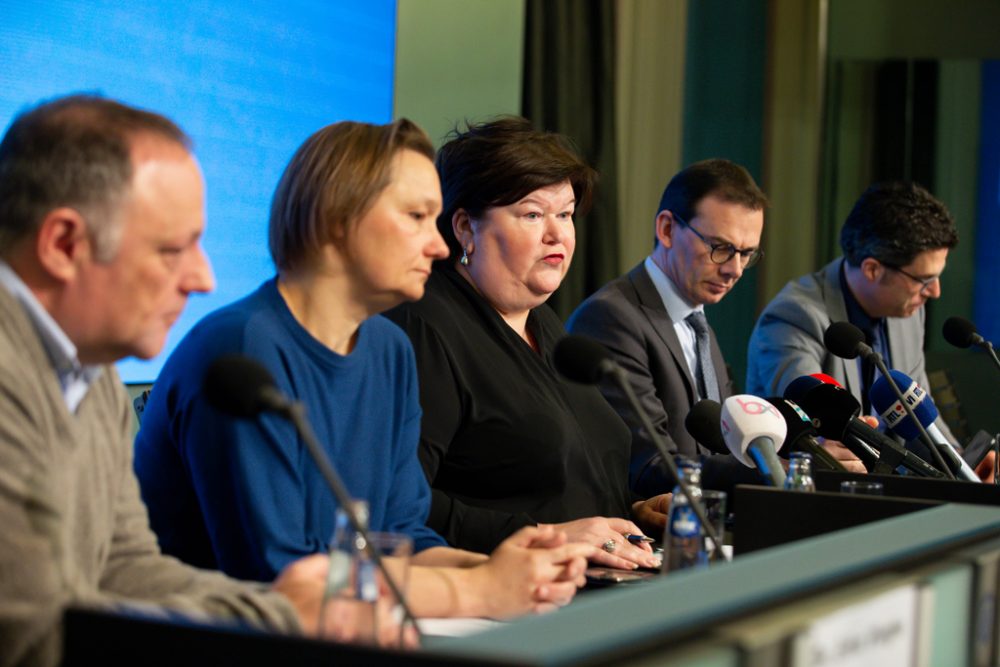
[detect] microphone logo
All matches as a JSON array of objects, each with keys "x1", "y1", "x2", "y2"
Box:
[
  {"x1": 784, "y1": 400, "x2": 811, "y2": 424},
  {"x1": 878, "y1": 380, "x2": 926, "y2": 428},
  {"x1": 735, "y1": 397, "x2": 779, "y2": 417}
]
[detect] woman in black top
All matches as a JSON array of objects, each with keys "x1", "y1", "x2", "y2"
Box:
[{"x1": 386, "y1": 118, "x2": 669, "y2": 569}]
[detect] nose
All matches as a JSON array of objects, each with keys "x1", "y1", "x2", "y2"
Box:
[
  {"x1": 427, "y1": 227, "x2": 449, "y2": 260},
  {"x1": 181, "y1": 243, "x2": 215, "y2": 294},
  {"x1": 719, "y1": 252, "x2": 745, "y2": 280},
  {"x1": 924, "y1": 277, "x2": 941, "y2": 299},
  {"x1": 543, "y1": 214, "x2": 573, "y2": 246}
]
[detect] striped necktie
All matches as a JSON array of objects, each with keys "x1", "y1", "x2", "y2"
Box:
[{"x1": 686, "y1": 311, "x2": 720, "y2": 402}]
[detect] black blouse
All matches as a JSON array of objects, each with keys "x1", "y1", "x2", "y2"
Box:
[{"x1": 385, "y1": 267, "x2": 633, "y2": 554}]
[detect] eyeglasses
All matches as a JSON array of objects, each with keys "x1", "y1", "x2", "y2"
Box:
[
  {"x1": 672, "y1": 212, "x2": 763, "y2": 268},
  {"x1": 882, "y1": 263, "x2": 940, "y2": 293}
]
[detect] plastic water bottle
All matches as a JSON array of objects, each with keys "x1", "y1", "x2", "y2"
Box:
[
  {"x1": 664, "y1": 458, "x2": 707, "y2": 572},
  {"x1": 328, "y1": 500, "x2": 377, "y2": 601},
  {"x1": 784, "y1": 452, "x2": 816, "y2": 492}
]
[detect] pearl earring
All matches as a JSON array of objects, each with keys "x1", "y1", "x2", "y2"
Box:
[{"x1": 460, "y1": 248, "x2": 470, "y2": 266}]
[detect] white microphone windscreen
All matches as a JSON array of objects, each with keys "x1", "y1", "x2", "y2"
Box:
[{"x1": 720, "y1": 395, "x2": 788, "y2": 468}]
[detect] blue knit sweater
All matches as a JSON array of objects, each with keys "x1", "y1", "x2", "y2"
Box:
[{"x1": 135, "y1": 278, "x2": 445, "y2": 582}]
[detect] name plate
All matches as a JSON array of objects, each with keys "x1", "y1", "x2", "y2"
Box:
[{"x1": 793, "y1": 584, "x2": 918, "y2": 667}]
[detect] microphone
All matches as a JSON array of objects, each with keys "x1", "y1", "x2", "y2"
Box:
[
  {"x1": 765, "y1": 397, "x2": 848, "y2": 471},
  {"x1": 551, "y1": 334, "x2": 618, "y2": 384},
  {"x1": 719, "y1": 395, "x2": 787, "y2": 487},
  {"x1": 823, "y1": 322, "x2": 954, "y2": 479},
  {"x1": 811, "y1": 372, "x2": 842, "y2": 387},
  {"x1": 943, "y1": 316, "x2": 1000, "y2": 374},
  {"x1": 203, "y1": 354, "x2": 293, "y2": 417},
  {"x1": 783, "y1": 376, "x2": 880, "y2": 469},
  {"x1": 684, "y1": 399, "x2": 727, "y2": 455},
  {"x1": 823, "y1": 320, "x2": 870, "y2": 359},
  {"x1": 202, "y1": 355, "x2": 421, "y2": 638},
  {"x1": 784, "y1": 374, "x2": 824, "y2": 399},
  {"x1": 553, "y1": 335, "x2": 722, "y2": 553},
  {"x1": 786, "y1": 380, "x2": 946, "y2": 478},
  {"x1": 870, "y1": 370, "x2": 979, "y2": 482},
  {"x1": 943, "y1": 316, "x2": 983, "y2": 349}
]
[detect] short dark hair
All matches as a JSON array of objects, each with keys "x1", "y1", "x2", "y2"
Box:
[
  {"x1": 0, "y1": 94, "x2": 190, "y2": 260},
  {"x1": 269, "y1": 118, "x2": 435, "y2": 273},
  {"x1": 435, "y1": 116, "x2": 596, "y2": 261},
  {"x1": 655, "y1": 158, "x2": 768, "y2": 241},
  {"x1": 840, "y1": 181, "x2": 958, "y2": 267}
]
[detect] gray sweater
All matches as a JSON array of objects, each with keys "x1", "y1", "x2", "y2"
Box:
[{"x1": 0, "y1": 285, "x2": 300, "y2": 666}]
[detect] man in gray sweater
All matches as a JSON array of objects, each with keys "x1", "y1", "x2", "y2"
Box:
[{"x1": 0, "y1": 94, "x2": 339, "y2": 665}]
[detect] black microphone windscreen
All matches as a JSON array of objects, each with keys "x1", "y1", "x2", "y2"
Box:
[
  {"x1": 824, "y1": 321, "x2": 866, "y2": 360},
  {"x1": 553, "y1": 335, "x2": 613, "y2": 384},
  {"x1": 943, "y1": 316, "x2": 979, "y2": 349},
  {"x1": 766, "y1": 397, "x2": 819, "y2": 449},
  {"x1": 684, "y1": 399, "x2": 727, "y2": 454},
  {"x1": 203, "y1": 354, "x2": 279, "y2": 418},
  {"x1": 783, "y1": 375, "x2": 823, "y2": 402},
  {"x1": 792, "y1": 384, "x2": 861, "y2": 440}
]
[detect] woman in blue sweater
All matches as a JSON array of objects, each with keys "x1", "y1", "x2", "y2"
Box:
[{"x1": 134, "y1": 119, "x2": 591, "y2": 621}]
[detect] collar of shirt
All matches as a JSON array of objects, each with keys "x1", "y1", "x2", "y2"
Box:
[
  {"x1": 644, "y1": 256, "x2": 703, "y2": 379},
  {"x1": 0, "y1": 260, "x2": 102, "y2": 412}
]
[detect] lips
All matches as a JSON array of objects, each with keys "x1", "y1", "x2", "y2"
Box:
[
  {"x1": 705, "y1": 281, "x2": 731, "y2": 294},
  {"x1": 542, "y1": 253, "x2": 565, "y2": 265}
]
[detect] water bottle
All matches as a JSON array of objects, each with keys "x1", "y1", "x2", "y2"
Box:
[
  {"x1": 328, "y1": 500, "x2": 377, "y2": 601},
  {"x1": 784, "y1": 452, "x2": 816, "y2": 492},
  {"x1": 320, "y1": 500, "x2": 386, "y2": 642},
  {"x1": 664, "y1": 457, "x2": 707, "y2": 572}
]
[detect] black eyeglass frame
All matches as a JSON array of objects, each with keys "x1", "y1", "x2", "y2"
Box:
[
  {"x1": 880, "y1": 261, "x2": 940, "y2": 293},
  {"x1": 671, "y1": 212, "x2": 763, "y2": 268}
]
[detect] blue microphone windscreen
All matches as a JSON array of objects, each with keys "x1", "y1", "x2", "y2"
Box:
[{"x1": 869, "y1": 369, "x2": 939, "y2": 441}]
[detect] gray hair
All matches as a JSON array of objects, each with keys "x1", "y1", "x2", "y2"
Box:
[{"x1": 0, "y1": 94, "x2": 191, "y2": 261}]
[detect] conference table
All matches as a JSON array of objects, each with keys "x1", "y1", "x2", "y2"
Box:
[{"x1": 64, "y1": 486, "x2": 1000, "y2": 666}]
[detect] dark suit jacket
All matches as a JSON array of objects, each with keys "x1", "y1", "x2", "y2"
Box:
[{"x1": 568, "y1": 262, "x2": 757, "y2": 497}]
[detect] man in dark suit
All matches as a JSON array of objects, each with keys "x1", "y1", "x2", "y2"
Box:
[{"x1": 568, "y1": 159, "x2": 768, "y2": 496}]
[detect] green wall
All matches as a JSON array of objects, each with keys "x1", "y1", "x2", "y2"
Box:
[
  {"x1": 393, "y1": 0, "x2": 525, "y2": 145},
  {"x1": 682, "y1": 0, "x2": 768, "y2": 392}
]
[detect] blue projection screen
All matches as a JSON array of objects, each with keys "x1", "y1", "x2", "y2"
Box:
[{"x1": 0, "y1": 1, "x2": 397, "y2": 382}]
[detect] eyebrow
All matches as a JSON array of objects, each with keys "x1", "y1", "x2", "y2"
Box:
[
  {"x1": 517, "y1": 197, "x2": 577, "y2": 209},
  {"x1": 408, "y1": 195, "x2": 442, "y2": 208},
  {"x1": 702, "y1": 233, "x2": 758, "y2": 251}
]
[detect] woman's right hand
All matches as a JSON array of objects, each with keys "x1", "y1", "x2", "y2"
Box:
[
  {"x1": 471, "y1": 525, "x2": 593, "y2": 618},
  {"x1": 547, "y1": 517, "x2": 661, "y2": 570}
]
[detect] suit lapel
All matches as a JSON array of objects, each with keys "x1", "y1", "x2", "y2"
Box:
[
  {"x1": 885, "y1": 311, "x2": 919, "y2": 376},
  {"x1": 627, "y1": 264, "x2": 698, "y2": 402},
  {"x1": 823, "y1": 259, "x2": 862, "y2": 396}
]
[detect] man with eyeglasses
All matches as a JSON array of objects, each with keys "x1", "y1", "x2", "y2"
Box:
[
  {"x1": 568, "y1": 159, "x2": 768, "y2": 498},
  {"x1": 746, "y1": 181, "x2": 957, "y2": 444}
]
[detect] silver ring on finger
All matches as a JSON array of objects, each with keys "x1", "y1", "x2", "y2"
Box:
[{"x1": 602, "y1": 539, "x2": 617, "y2": 553}]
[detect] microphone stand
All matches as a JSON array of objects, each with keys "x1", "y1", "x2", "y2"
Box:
[
  {"x1": 986, "y1": 342, "x2": 1000, "y2": 373},
  {"x1": 605, "y1": 365, "x2": 723, "y2": 558},
  {"x1": 279, "y1": 400, "x2": 422, "y2": 642},
  {"x1": 841, "y1": 433, "x2": 881, "y2": 472},
  {"x1": 859, "y1": 346, "x2": 956, "y2": 480}
]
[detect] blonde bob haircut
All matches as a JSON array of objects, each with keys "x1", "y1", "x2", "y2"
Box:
[{"x1": 269, "y1": 118, "x2": 434, "y2": 272}]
